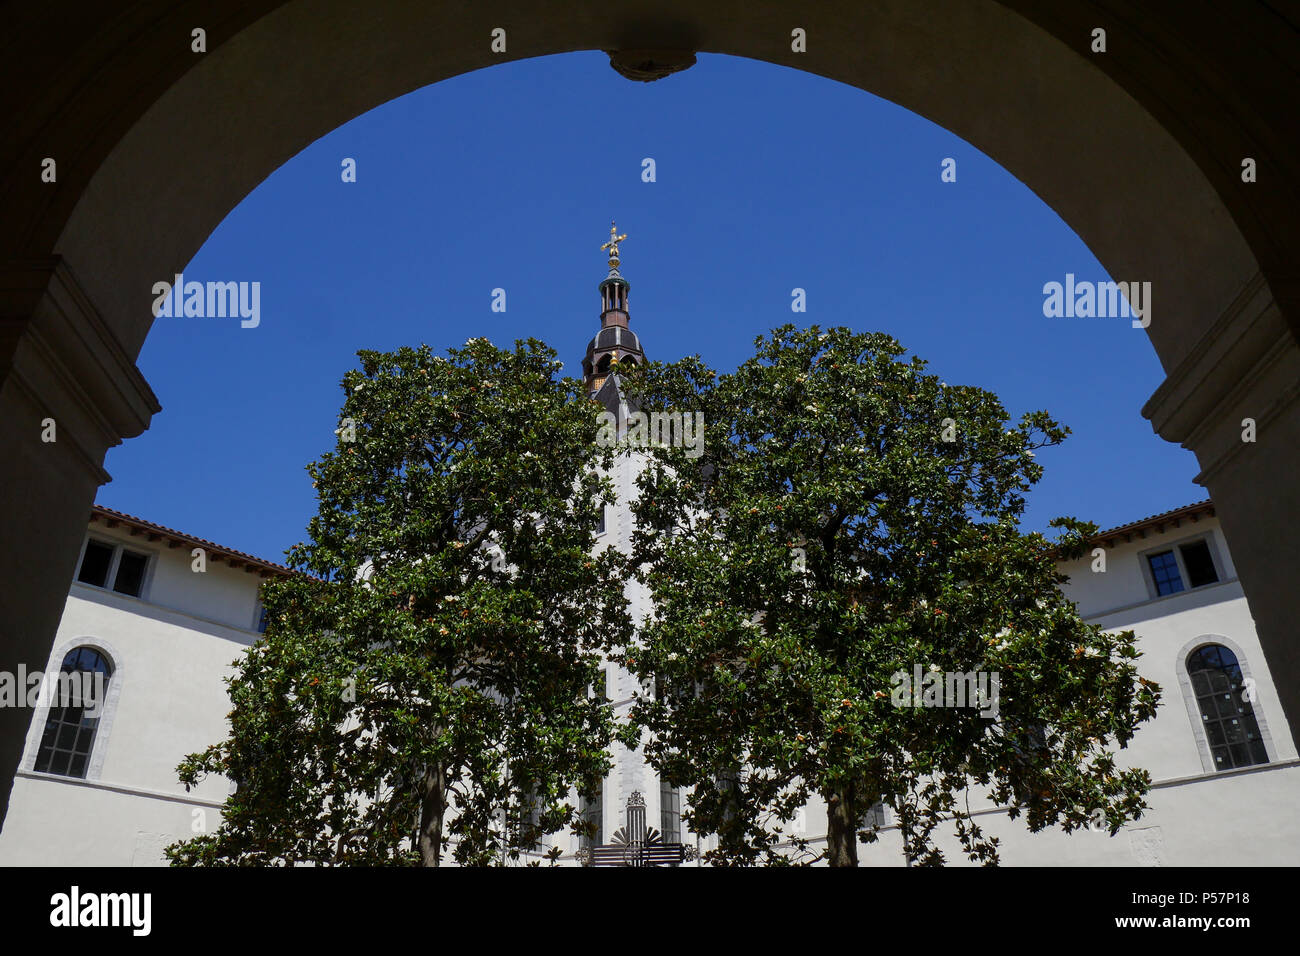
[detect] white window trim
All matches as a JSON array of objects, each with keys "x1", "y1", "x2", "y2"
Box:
[
  {"x1": 75, "y1": 534, "x2": 156, "y2": 602},
  {"x1": 1138, "y1": 532, "x2": 1225, "y2": 601},
  {"x1": 23, "y1": 637, "x2": 125, "y2": 783},
  {"x1": 1175, "y1": 634, "x2": 1277, "y2": 774},
  {"x1": 590, "y1": 667, "x2": 609, "y2": 702},
  {"x1": 861, "y1": 800, "x2": 890, "y2": 830},
  {"x1": 576, "y1": 783, "x2": 605, "y2": 851}
]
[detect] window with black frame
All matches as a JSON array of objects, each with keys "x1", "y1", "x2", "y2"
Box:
[
  {"x1": 860, "y1": 800, "x2": 888, "y2": 830},
  {"x1": 1146, "y1": 538, "x2": 1220, "y2": 598},
  {"x1": 716, "y1": 768, "x2": 742, "y2": 824},
  {"x1": 76, "y1": 540, "x2": 114, "y2": 588},
  {"x1": 579, "y1": 782, "x2": 603, "y2": 850},
  {"x1": 75, "y1": 539, "x2": 150, "y2": 598},
  {"x1": 1147, "y1": 549, "x2": 1184, "y2": 596},
  {"x1": 517, "y1": 792, "x2": 545, "y2": 851},
  {"x1": 1187, "y1": 644, "x2": 1268, "y2": 771},
  {"x1": 660, "y1": 779, "x2": 681, "y2": 844},
  {"x1": 1179, "y1": 539, "x2": 1219, "y2": 588},
  {"x1": 33, "y1": 646, "x2": 113, "y2": 779}
]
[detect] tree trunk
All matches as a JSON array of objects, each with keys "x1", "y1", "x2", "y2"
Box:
[
  {"x1": 418, "y1": 765, "x2": 447, "y2": 867},
  {"x1": 825, "y1": 787, "x2": 859, "y2": 867}
]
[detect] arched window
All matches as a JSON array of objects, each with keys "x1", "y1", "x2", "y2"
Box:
[
  {"x1": 33, "y1": 646, "x2": 114, "y2": 778},
  {"x1": 1186, "y1": 644, "x2": 1268, "y2": 771}
]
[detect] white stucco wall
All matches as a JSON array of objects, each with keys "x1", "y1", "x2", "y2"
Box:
[
  {"x1": 1058, "y1": 518, "x2": 1294, "y2": 776},
  {"x1": 3, "y1": 508, "x2": 1295, "y2": 867},
  {"x1": 775, "y1": 515, "x2": 1300, "y2": 864},
  {"x1": 0, "y1": 525, "x2": 257, "y2": 865}
]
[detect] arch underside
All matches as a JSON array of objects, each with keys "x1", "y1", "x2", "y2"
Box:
[{"x1": 1, "y1": 0, "x2": 1297, "y2": 828}]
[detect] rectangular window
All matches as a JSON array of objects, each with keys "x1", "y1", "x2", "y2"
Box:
[
  {"x1": 660, "y1": 780, "x2": 681, "y2": 844},
  {"x1": 1146, "y1": 549, "x2": 1184, "y2": 597},
  {"x1": 76, "y1": 540, "x2": 114, "y2": 588},
  {"x1": 1146, "y1": 538, "x2": 1220, "y2": 598},
  {"x1": 596, "y1": 505, "x2": 606, "y2": 535},
  {"x1": 113, "y1": 550, "x2": 149, "y2": 597},
  {"x1": 717, "y1": 769, "x2": 741, "y2": 825},
  {"x1": 580, "y1": 782, "x2": 602, "y2": 850},
  {"x1": 518, "y1": 793, "x2": 545, "y2": 851},
  {"x1": 77, "y1": 539, "x2": 150, "y2": 598},
  {"x1": 1179, "y1": 539, "x2": 1219, "y2": 588},
  {"x1": 861, "y1": 801, "x2": 888, "y2": 830}
]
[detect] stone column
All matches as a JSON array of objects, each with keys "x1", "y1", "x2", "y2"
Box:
[
  {"x1": 0, "y1": 257, "x2": 159, "y2": 828},
  {"x1": 1144, "y1": 272, "x2": 1300, "y2": 750}
]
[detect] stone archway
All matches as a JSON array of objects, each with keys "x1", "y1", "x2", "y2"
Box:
[{"x1": 2, "y1": 0, "x2": 1297, "y2": 827}]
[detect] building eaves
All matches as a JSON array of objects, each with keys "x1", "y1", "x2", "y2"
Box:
[
  {"x1": 90, "y1": 505, "x2": 294, "y2": 578},
  {"x1": 1085, "y1": 499, "x2": 1215, "y2": 549}
]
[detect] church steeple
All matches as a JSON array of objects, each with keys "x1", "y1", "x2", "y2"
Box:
[{"x1": 583, "y1": 220, "x2": 646, "y2": 396}]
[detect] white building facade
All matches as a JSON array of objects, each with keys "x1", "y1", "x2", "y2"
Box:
[
  {"x1": 0, "y1": 508, "x2": 269, "y2": 865},
  {"x1": 3, "y1": 493, "x2": 1296, "y2": 866},
  {"x1": 2, "y1": 244, "x2": 1296, "y2": 865}
]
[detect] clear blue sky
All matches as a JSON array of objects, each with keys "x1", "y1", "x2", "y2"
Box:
[{"x1": 100, "y1": 51, "x2": 1203, "y2": 564}]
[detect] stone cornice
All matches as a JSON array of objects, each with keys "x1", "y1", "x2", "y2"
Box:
[
  {"x1": 0, "y1": 256, "x2": 160, "y2": 484},
  {"x1": 1143, "y1": 272, "x2": 1300, "y2": 484}
]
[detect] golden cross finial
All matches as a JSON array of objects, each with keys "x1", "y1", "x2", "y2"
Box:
[{"x1": 601, "y1": 219, "x2": 628, "y2": 266}]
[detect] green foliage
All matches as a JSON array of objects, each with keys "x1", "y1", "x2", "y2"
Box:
[
  {"x1": 617, "y1": 324, "x2": 1160, "y2": 865},
  {"x1": 166, "y1": 339, "x2": 631, "y2": 866}
]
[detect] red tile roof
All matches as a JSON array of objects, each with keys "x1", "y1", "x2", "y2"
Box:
[
  {"x1": 90, "y1": 505, "x2": 294, "y2": 577},
  {"x1": 91, "y1": 497, "x2": 1215, "y2": 575},
  {"x1": 1082, "y1": 499, "x2": 1215, "y2": 549}
]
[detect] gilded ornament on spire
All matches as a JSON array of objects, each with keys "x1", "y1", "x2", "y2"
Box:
[{"x1": 601, "y1": 220, "x2": 628, "y2": 268}]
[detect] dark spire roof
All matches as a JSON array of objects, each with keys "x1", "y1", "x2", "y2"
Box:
[{"x1": 583, "y1": 219, "x2": 645, "y2": 397}]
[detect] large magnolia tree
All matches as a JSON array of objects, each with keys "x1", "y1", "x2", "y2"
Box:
[
  {"x1": 617, "y1": 325, "x2": 1160, "y2": 866},
  {"x1": 167, "y1": 339, "x2": 630, "y2": 866}
]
